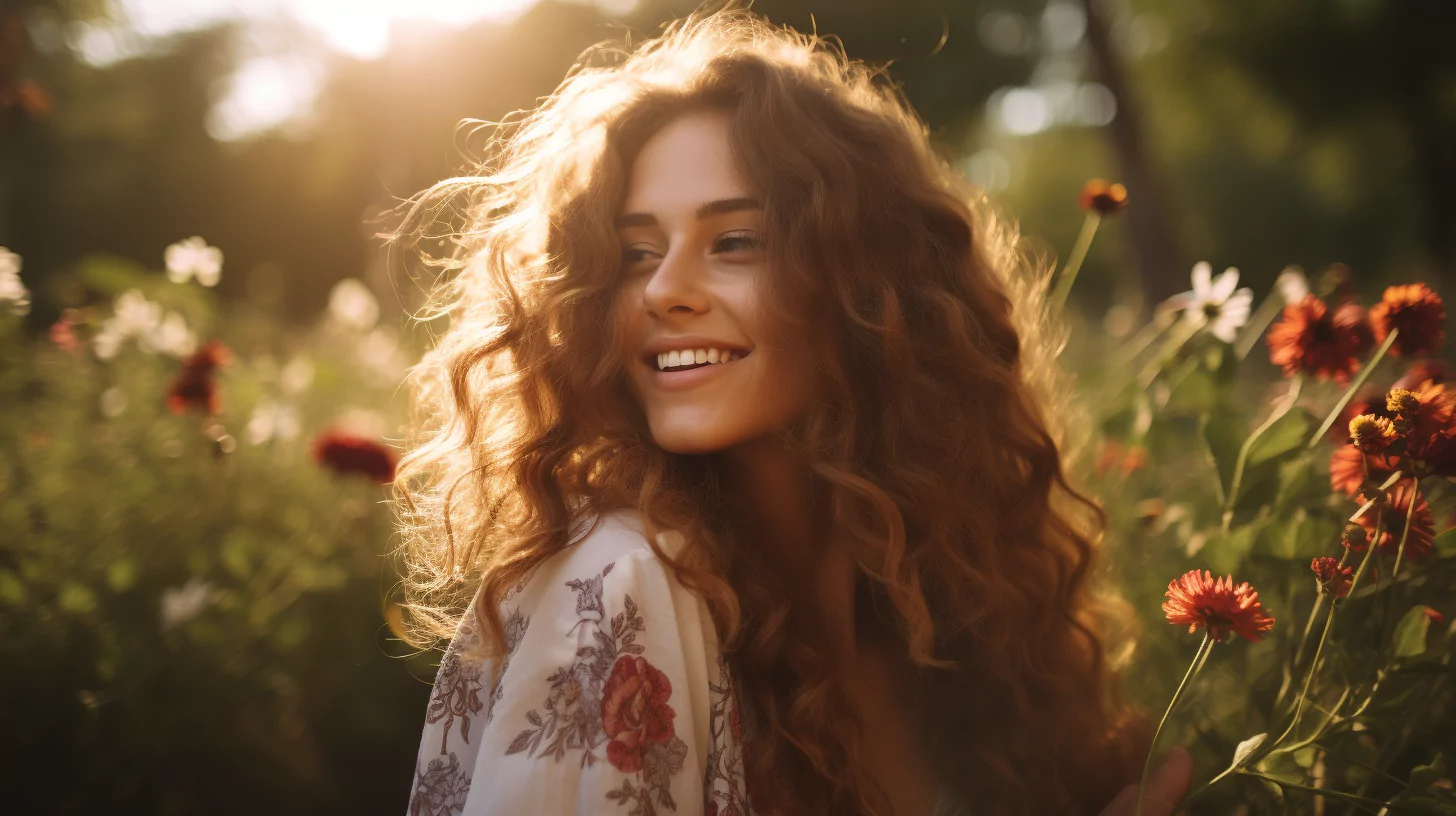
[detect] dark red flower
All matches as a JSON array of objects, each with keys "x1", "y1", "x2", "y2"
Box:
[
  {"x1": 1310, "y1": 557, "x2": 1354, "y2": 599},
  {"x1": 1329, "y1": 445, "x2": 1399, "y2": 497},
  {"x1": 1354, "y1": 482, "x2": 1435, "y2": 562},
  {"x1": 311, "y1": 431, "x2": 397, "y2": 483},
  {"x1": 1370, "y1": 283, "x2": 1445, "y2": 358},
  {"x1": 601, "y1": 654, "x2": 676, "y2": 773},
  {"x1": 1079, "y1": 179, "x2": 1128, "y2": 215},
  {"x1": 1267, "y1": 295, "x2": 1373, "y2": 384},
  {"x1": 1162, "y1": 570, "x2": 1275, "y2": 643},
  {"x1": 166, "y1": 339, "x2": 231, "y2": 416}
]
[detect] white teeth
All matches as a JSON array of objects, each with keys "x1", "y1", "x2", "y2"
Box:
[{"x1": 654, "y1": 347, "x2": 748, "y2": 370}]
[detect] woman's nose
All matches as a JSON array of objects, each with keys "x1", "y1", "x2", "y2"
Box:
[{"x1": 642, "y1": 247, "x2": 711, "y2": 318}]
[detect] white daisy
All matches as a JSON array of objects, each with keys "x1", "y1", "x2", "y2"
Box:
[
  {"x1": 1165, "y1": 262, "x2": 1254, "y2": 343},
  {"x1": 0, "y1": 247, "x2": 30, "y2": 316},
  {"x1": 328, "y1": 278, "x2": 379, "y2": 331},
  {"x1": 1275, "y1": 266, "x2": 1310, "y2": 305},
  {"x1": 164, "y1": 236, "x2": 223, "y2": 287}
]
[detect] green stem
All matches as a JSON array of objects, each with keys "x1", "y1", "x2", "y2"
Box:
[
  {"x1": 1137, "y1": 317, "x2": 1200, "y2": 389},
  {"x1": 1390, "y1": 480, "x2": 1420, "y2": 579},
  {"x1": 1236, "y1": 771, "x2": 1416, "y2": 811},
  {"x1": 1048, "y1": 211, "x2": 1101, "y2": 312},
  {"x1": 1223, "y1": 375, "x2": 1304, "y2": 530},
  {"x1": 1136, "y1": 632, "x2": 1214, "y2": 816},
  {"x1": 1306, "y1": 328, "x2": 1399, "y2": 450},
  {"x1": 1271, "y1": 508, "x2": 1383, "y2": 751},
  {"x1": 1233, "y1": 291, "x2": 1287, "y2": 361}
]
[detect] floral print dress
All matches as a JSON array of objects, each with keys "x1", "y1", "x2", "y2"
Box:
[{"x1": 406, "y1": 508, "x2": 756, "y2": 816}]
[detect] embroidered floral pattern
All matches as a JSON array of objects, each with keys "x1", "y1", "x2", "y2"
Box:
[
  {"x1": 426, "y1": 636, "x2": 485, "y2": 756},
  {"x1": 704, "y1": 653, "x2": 753, "y2": 816},
  {"x1": 506, "y1": 560, "x2": 690, "y2": 814},
  {"x1": 409, "y1": 752, "x2": 471, "y2": 816},
  {"x1": 484, "y1": 607, "x2": 529, "y2": 726},
  {"x1": 602, "y1": 654, "x2": 677, "y2": 772}
]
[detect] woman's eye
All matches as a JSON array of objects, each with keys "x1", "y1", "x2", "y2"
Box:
[
  {"x1": 621, "y1": 246, "x2": 656, "y2": 265},
  {"x1": 714, "y1": 232, "x2": 762, "y2": 254}
]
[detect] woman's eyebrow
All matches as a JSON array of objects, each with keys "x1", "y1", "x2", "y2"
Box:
[{"x1": 614, "y1": 197, "x2": 762, "y2": 229}]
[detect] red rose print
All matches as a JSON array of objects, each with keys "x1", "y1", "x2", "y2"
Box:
[{"x1": 601, "y1": 654, "x2": 676, "y2": 773}]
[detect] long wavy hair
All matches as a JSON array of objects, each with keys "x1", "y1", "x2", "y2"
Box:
[{"x1": 389, "y1": 6, "x2": 1145, "y2": 814}]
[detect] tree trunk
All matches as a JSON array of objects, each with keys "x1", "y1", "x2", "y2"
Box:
[{"x1": 1078, "y1": 0, "x2": 1182, "y2": 305}]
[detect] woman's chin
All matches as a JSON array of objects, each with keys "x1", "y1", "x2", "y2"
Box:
[{"x1": 647, "y1": 423, "x2": 741, "y2": 455}]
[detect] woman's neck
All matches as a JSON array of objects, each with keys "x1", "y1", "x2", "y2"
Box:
[{"x1": 718, "y1": 436, "x2": 859, "y2": 664}]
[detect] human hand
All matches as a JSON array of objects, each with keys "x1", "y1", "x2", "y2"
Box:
[{"x1": 1096, "y1": 746, "x2": 1193, "y2": 816}]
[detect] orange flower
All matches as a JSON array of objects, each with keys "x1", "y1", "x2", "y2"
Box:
[
  {"x1": 1310, "y1": 557, "x2": 1354, "y2": 599},
  {"x1": 1353, "y1": 482, "x2": 1434, "y2": 561},
  {"x1": 1266, "y1": 294, "x2": 1373, "y2": 384},
  {"x1": 1079, "y1": 179, "x2": 1128, "y2": 215},
  {"x1": 166, "y1": 339, "x2": 231, "y2": 416},
  {"x1": 1096, "y1": 439, "x2": 1148, "y2": 477},
  {"x1": 1370, "y1": 283, "x2": 1444, "y2": 358},
  {"x1": 1425, "y1": 607, "x2": 1446, "y2": 625},
  {"x1": 1162, "y1": 570, "x2": 1275, "y2": 643},
  {"x1": 1329, "y1": 445, "x2": 1398, "y2": 497},
  {"x1": 1348, "y1": 414, "x2": 1398, "y2": 453}
]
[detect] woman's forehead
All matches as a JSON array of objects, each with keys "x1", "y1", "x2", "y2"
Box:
[{"x1": 618, "y1": 110, "x2": 752, "y2": 218}]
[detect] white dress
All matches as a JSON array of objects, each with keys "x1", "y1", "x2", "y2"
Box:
[{"x1": 404, "y1": 508, "x2": 756, "y2": 816}]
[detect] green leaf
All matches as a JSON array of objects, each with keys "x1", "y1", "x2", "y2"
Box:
[
  {"x1": 1408, "y1": 754, "x2": 1448, "y2": 794},
  {"x1": 1248, "y1": 408, "x2": 1315, "y2": 467},
  {"x1": 1204, "y1": 521, "x2": 1264, "y2": 576},
  {"x1": 1434, "y1": 527, "x2": 1456, "y2": 558},
  {"x1": 1229, "y1": 733, "x2": 1267, "y2": 772},
  {"x1": 1201, "y1": 410, "x2": 1249, "y2": 502},
  {"x1": 1394, "y1": 606, "x2": 1433, "y2": 659}
]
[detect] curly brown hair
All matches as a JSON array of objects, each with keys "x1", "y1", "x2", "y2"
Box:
[{"x1": 388, "y1": 5, "x2": 1145, "y2": 814}]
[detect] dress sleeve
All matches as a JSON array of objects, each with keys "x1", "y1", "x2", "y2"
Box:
[{"x1": 406, "y1": 543, "x2": 720, "y2": 816}]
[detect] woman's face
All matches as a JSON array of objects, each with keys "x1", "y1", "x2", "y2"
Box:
[{"x1": 613, "y1": 109, "x2": 814, "y2": 455}]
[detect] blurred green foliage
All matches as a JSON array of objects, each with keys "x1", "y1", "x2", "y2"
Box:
[{"x1": 0, "y1": 252, "x2": 435, "y2": 814}]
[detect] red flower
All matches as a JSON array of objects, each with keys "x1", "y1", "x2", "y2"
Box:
[
  {"x1": 1079, "y1": 179, "x2": 1128, "y2": 215},
  {"x1": 1354, "y1": 482, "x2": 1435, "y2": 562},
  {"x1": 1327, "y1": 389, "x2": 1391, "y2": 444},
  {"x1": 1329, "y1": 445, "x2": 1399, "y2": 497},
  {"x1": 1266, "y1": 295, "x2": 1373, "y2": 384},
  {"x1": 601, "y1": 655, "x2": 676, "y2": 773},
  {"x1": 48, "y1": 309, "x2": 83, "y2": 353},
  {"x1": 1310, "y1": 557, "x2": 1354, "y2": 599},
  {"x1": 1162, "y1": 570, "x2": 1275, "y2": 643},
  {"x1": 1425, "y1": 607, "x2": 1446, "y2": 625},
  {"x1": 1370, "y1": 283, "x2": 1444, "y2": 358},
  {"x1": 166, "y1": 339, "x2": 231, "y2": 416},
  {"x1": 311, "y1": 431, "x2": 397, "y2": 483}
]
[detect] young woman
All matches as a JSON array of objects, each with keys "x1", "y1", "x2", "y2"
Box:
[{"x1": 392, "y1": 7, "x2": 1192, "y2": 815}]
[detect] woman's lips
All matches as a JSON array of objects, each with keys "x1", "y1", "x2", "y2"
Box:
[{"x1": 647, "y1": 353, "x2": 748, "y2": 392}]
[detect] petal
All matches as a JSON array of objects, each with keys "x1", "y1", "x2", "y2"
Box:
[
  {"x1": 1211, "y1": 318, "x2": 1239, "y2": 343},
  {"x1": 1210, "y1": 267, "x2": 1240, "y2": 303},
  {"x1": 1191, "y1": 262, "x2": 1213, "y2": 297}
]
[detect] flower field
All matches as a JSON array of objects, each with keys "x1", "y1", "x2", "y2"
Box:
[{"x1": 3, "y1": 198, "x2": 1455, "y2": 814}]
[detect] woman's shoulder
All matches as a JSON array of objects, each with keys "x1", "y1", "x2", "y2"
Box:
[
  {"x1": 408, "y1": 507, "x2": 753, "y2": 816},
  {"x1": 503, "y1": 506, "x2": 690, "y2": 609}
]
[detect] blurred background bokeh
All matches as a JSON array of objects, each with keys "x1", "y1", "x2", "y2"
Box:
[{"x1": 3, "y1": 0, "x2": 1453, "y2": 813}]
